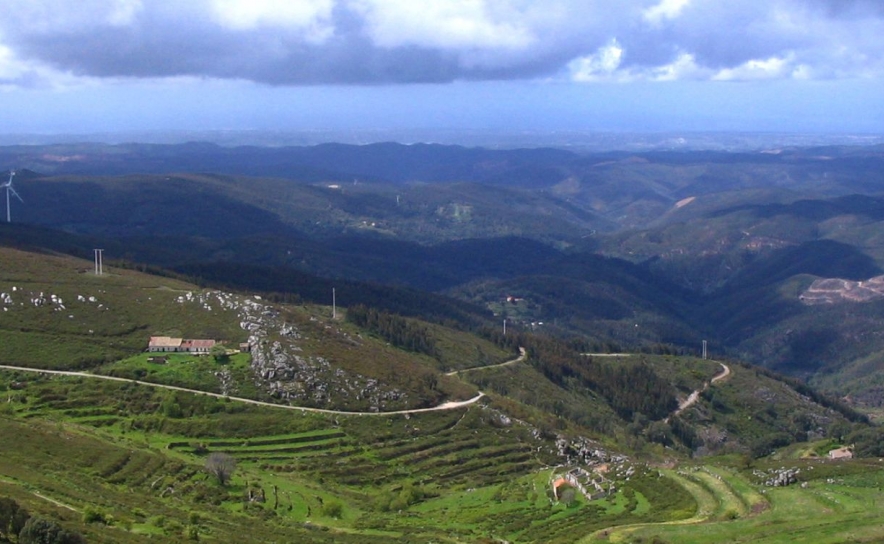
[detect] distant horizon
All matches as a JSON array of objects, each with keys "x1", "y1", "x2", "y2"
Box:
[{"x1": 1, "y1": 128, "x2": 883, "y2": 153}]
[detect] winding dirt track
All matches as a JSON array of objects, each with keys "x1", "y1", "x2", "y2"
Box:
[
  {"x1": 0, "y1": 364, "x2": 483, "y2": 416},
  {"x1": 445, "y1": 347, "x2": 527, "y2": 376},
  {"x1": 669, "y1": 362, "x2": 731, "y2": 420}
]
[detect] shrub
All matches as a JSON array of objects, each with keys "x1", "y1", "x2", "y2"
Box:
[
  {"x1": 321, "y1": 500, "x2": 343, "y2": 519},
  {"x1": 82, "y1": 506, "x2": 108, "y2": 524},
  {"x1": 188, "y1": 511, "x2": 201, "y2": 525},
  {"x1": 559, "y1": 488, "x2": 577, "y2": 506},
  {"x1": 18, "y1": 517, "x2": 85, "y2": 544},
  {"x1": 164, "y1": 519, "x2": 183, "y2": 536}
]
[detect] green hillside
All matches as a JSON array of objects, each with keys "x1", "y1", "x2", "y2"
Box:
[
  {"x1": 2, "y1": 244, "x2": 880, "y2": 542},
  {"x1": 4, "y1": 142, "x2": 884, "y2": 541}
]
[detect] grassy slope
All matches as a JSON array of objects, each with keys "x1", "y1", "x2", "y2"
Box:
[
  {"x1": 0, "y1": 246, "x2": 503, "y2": 410},
  {"x1": 0, "y1": 245, "x2": 879, "y2": 542},
  {"x1": 0, "y1": 374, "x2": 692, "y2": 543},
  {"x1": 5, "y1": 370, "x2": 877, "y2": 544},
  {"x1": 607, "y1": 460, "x2": 884, "y2": 544},
  {"x1": 0, "y1": 247, "x2": 244, "y2": 369}
]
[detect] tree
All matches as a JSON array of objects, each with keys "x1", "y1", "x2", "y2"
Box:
[
  {"x1": 0, "y1": 497, "x2": 29, "y2": 542},
  {"x1": 17, "y1": 517, "x2": 84, "y2": 544},
  {"x1": 205, "y1": 452, "x2": 236, "y2": 486},
  {"x1": 559, "y1": 487, "x2": 577, "y2": 506},
  {"x1": 210, "y1": 344, "x2": 229, "y2": 363}
]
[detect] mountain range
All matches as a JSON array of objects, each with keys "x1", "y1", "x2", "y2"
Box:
[{"x1": 3, "y1": 141, "x2": 884, "y2": 409}]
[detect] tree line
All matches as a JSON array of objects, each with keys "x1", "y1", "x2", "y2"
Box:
[
  {"x1": 346, "y1": 305, "x2": 438, "y2": 358},
  {"x1": 480, "y1": 329, "x2": 677, "y2": 422}
]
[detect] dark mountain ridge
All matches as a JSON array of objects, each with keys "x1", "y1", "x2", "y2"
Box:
[{"x1": 4, "y1": 143, "x2": 884, "y2": 408}]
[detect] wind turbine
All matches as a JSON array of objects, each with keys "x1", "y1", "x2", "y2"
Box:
[{"x1": 2, "y1": 171, "x2": 23, "y2": 223}]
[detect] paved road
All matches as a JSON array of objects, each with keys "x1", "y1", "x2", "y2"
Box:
[
  {"x1": 445, "y1": 347, "x2": 527, "y2": 376},
  {"x1": 0, "y1": 364, "x2": 484, "y2": 417}
]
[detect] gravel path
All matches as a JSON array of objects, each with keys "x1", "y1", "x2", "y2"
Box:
[
  {"x1": 445, "y1": 347, "x2": 527, "y2": 376},
  {"x1": 0, "y1": 364, "x2": 484, "y2": 416}
]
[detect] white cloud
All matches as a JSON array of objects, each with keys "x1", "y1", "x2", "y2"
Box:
[
  {"x1": 0, "y1": 0, "x2": 882, "y2": 86},
  {"x1": 650, "y1": 52, "x2": 709, "y2": 81},
  {"x1": 0, "y1": 44, "x2": 95, "y2": 90},
  {"x1": 210, "y1": 0, "x2": 335, "y2": 40},
  {"x1": 0, "y1": 45, "x2": 26, "y2": 79},
  {"x1": 105, "y1": 0, "x2": 143, "y2": 26},
  {"x1": 351, "y1": 0, "x2": 536, "y2": 50},
  {"x1": 712, "y1": 54, "x2": 795, "y2": 81},
  {"x1": 569, "y1": 39, "x2": 624, "y2": 82},
  {"x1": 643, "y1": 0, "x2": 692, "y2": 25}
]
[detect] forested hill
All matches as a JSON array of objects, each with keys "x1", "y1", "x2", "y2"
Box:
[
  {"x1": 4, "y1": 143, "x2": 884, "y2": 409},
  {"x1": 0, "y1": 142, "x2": 578, "y2": 185}
]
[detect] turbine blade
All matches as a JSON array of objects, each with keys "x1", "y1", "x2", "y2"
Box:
[{"x1": 8, "y1": 186, "x2": 22, "y2": 203}]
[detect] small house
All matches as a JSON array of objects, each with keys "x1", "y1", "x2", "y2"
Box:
[
  {"x1": 180, "y1": 339, "x2": 216, "y2": 354},
  {"x1": 148, "y1": 336, "x2": 183, "y2": 352},
  {"x1": 828, "y1": 446, "x2": 853, "y2": 460},
  {"x1": 148, "y1": 336, "x2": 217, "y2": 354}
]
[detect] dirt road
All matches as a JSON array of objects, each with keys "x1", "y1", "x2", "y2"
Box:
[
  {"x1": 668, "y1": 362, "x2": 731, "y2": 421},
  {"x1": 0, "y1": 364, "x2": 484, "y2": 416},
  {"x1": 445, "y1": 347, "x2": 527, "y2": 376}
]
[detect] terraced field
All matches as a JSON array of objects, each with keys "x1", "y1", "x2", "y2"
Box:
[
  {"x1": 591, "y1": 460, "x2": 884, "y2": 544},
  {"x1": 0, "y1": 371, "x2": 705, "y2": 542},
  {"x1": 3, "y1": 246, "x2": 882, "y2": 542},
  {"x1": 161, "y1": 406, "x2": 549, "y2": 491},
  {"x1": 8, "y1": 365, "x2": 884, "y2": 543}
]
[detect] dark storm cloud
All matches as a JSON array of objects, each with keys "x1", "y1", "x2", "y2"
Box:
[{"x1": 0, "y1": 0, "x2": 882, "y2": 86}]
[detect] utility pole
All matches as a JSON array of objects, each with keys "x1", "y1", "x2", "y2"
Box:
[
  {"x1": 94, "y1": 249, "x2": 104, "y2": 276},
  {"x1": 332, "y1": 288, "x2": 336, "y2": 319},
  {"x1": 503, "y1": 318, "x2": 506, "y2": 336},
  {"x1": 702, "y1": 340, "x2": 707, "y2": 360}
]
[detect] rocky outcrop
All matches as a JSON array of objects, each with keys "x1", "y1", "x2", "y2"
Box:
[
  {"x1": 176, "y1": 290, "x2": 407, "y2": 410},
  {"x1": 800, "y1": 275, "x2": 884, "y2": 305}
]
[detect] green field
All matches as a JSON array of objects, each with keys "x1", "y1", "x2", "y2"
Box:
[
  {"x1": 2, "y1": 245, "x2": 884, "y2": 542},
  {"x1": 598, "y1": 461, "x2": 884, "y2": 544},
  {"x1": 5, "y1": 369, "x2": 882, "y2": 543}
]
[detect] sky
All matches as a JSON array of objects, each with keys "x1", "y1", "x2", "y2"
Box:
[{"x1": 1, "y1": 0, "x2": 884, "y2": 139}]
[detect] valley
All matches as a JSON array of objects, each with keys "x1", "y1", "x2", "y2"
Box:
[{"x1": 2, "y1": 142, "x2": 884, "y2": 542}]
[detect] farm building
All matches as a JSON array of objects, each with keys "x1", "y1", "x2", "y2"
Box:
[
  {"x1": 828, "y1": 446, "x2": 854, "y2": 460},
  {"x1": 148, "y1": 336, "x2": 216, "y2": 354}
]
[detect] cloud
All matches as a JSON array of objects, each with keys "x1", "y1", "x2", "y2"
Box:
[
  {"x1": 569, "y1": 40, "x2": 625, "y2": 82},
  {"x1": 352, "y1": 0, "x2": 536, "y2": 50},
  {"x1": 643, "y1": 0, "x2": 692, "y2": 25},
  {"x1": 0, "y1": 0, "x2": 882, "y2": 87},
  {"x1": 209, "y1": 0, "x2": 335, "y2": 42},
  {"x1": 650, "y1": 52, "x2": 709, "y2": 81},
  {"x1": 712, "y1": 54, "x2": 795, "y2": 81}
]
